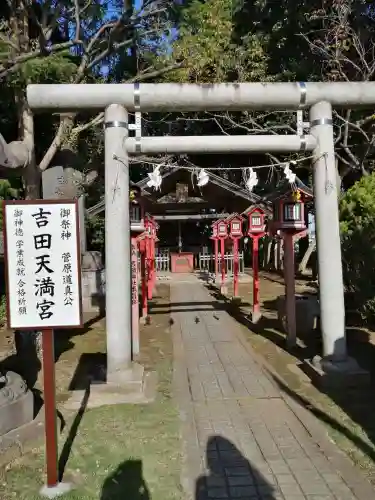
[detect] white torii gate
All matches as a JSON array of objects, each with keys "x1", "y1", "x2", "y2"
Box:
[{"x1": 27, "y1": 81, "x2": 371, "y2": 381}]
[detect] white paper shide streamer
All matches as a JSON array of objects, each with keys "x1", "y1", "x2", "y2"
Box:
[
  {"x1": 245, "y1": 167, "x2": 258, "y2": 192},
  {"x1": 146, "y1": 166, "x2": 162, "y2": 190},
  {"x1": 283, "y1": 162, "x2": 296, "y2": 184},
  {"x1": 197, "y1": 168, "x2": 209, "y2": 187}
]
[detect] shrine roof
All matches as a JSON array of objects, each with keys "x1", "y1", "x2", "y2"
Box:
[
  {"x1": 242, "y1": 203, "x2": 272, "y2": 216},
  {"x1": 264, "y1": 177, "x2": 313, "y2": 202}
]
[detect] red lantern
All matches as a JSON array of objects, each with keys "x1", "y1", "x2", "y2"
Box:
[
  {"x1": 136, "y1": 231, "x2": 148, "y2": 318},
  {"x1": 150, "y1": 221, "x2": 156, "y2": 239},
  {"x1": 210, "y1": 221, "x2": 220, "y2": 278},
  {"x1": 144, "y1": 214, "x2": 151, "y2": 233},
  {"x1": 247, "y1": 207, "x2": 266, "y2": 235},
  {"x1": 217, "y1": 219, "x2": 228, "y2": 238},
  {"x1": 216, "y1": 219, "x2": 228, "y2": 293},
  {"x1": 272, "y1": 189, "x2": 306, "y2": 232},
  {"x1": 211, "y1": 221, "x2": 218, "y2": 239},
  {"x1": 130, "y1": 186, "x2": 144, "y2": 227},
  {"x1": 152, "y1": 219, "x2": 159, "y2": 239},
  {"x1": 136, "y1": 231, "x2": 147, "y2": 252},
  {"x1": 245, "y1": 207, "x2": 266, "y2": 323},
  {"x1": 227, "y1": 213, "x2": 244, "y2": 238}
]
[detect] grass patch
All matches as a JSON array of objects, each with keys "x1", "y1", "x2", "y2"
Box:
[{"x1": 0, "y1": 284, "x2": 183, "y2": 500}]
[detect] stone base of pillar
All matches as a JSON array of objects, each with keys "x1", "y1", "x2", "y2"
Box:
[
  {"x1": 304, "y1": 355, "x2": 370, "y2": 389},
  {"x1": 251, "y1": 309, "x2": 262, "y2": 324},
  {"x1": 140, "y1": 314, "x2": 149, "y2": 325},
  {"x1": 64, "y1": 363, "x2": 157, "y2": 410},
  {"x1": 81, "y1": 251, "x2": 105, "y2": 313},
  {"x1": 106, "y1": 361, "x2": 144, "y2": 386},
  {"x1": 39, "y1": 482, "x2": 73, "y2": 499}
]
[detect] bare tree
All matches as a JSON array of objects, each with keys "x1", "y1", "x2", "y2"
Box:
[
  {"x1": 0, "y1": 0, "x2": 180, "y2": 197},
  {"x1": 302, "y1": 0, "x2": 375, "y2": 184}
]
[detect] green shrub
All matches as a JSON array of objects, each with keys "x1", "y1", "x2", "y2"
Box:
[
  {"x1": 0, "y1": 294, "x2": 6, "y2": 326},
  {"x1": 340, "y1": 173, "x2": 375, "y2": 321},
  {"x1": 86, "y1": 214, "x2": 105, "y2": 254}
]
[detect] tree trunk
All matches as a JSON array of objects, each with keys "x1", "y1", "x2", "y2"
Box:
[
  {"x1": 20, "y1": 100, "x2": 40, "y2": 199},
  {"x1": 16, "y1": 97, "x2": 42, "y2": 373},
  {"x1": 335, "y1": 158, "x2": 342, "y2": 202},
  {"x1": 298, "y1": 240, "x2": 316, "y2": 274}
]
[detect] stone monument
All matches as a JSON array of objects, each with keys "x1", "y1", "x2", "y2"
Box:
[
  {"x1": 0, "y1": 371, "x2": 34, "y2": 436},
  {"x1": 0, "y1": 134, "x2": 36, "y2": 439},
  {"x1": 42, "y1": 157, "x2": 103, "y2": 313}
]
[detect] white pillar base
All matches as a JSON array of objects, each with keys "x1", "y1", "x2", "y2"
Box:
[
  {"x1": 39, "y1": 482, "x2": 72, "y2": 499},
  {"x1": 304, "y1": 355, "x2": 370, "y2": 389},
  {"x1": 251, "y1": 310, "x2": 262, "y2": 324},
  {"x1": 106, "y1": 361, "x2": 144, "y2": 386},
  {"x1": 64, "y1": 366, "x2": 157, "y2": 410}
]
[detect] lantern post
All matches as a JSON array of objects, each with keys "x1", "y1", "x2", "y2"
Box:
[
  {"x1": 144, "y1": 215, "x2": 153, "y2": 301},
  {"x1": 130, "y1": 185, "x2": 145, "y2": 356},
  {"x1": 227, "y1": 214, "x2": 244, "y2": 298},
  {"x1": 145, "y1": 215, "x2": 158, "y2": 299},
  {"x1": 150, "y1": 217, "x2": 159, "y2": 293},
  {"x1": 217, "y1": 219, "x2": 228, "y2": 294},
  {"x1": 247, "y1": 207, "x2": 266, "y2": 323},
  {"x1": 271, "y1": 187, "x2": 311, "y2": 347},
  {"x1": 137, "y1": 231, "x2": 148, "y2": 319},
  {"x1": 130, "y1": 236, "x2": 140, "y2": 356},
  {"x1": 210, "y1": 221, "x2": 220, "y2": 280}
]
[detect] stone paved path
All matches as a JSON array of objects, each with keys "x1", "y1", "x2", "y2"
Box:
[{"x1": 171, "y1": 279, "x2": 373, "y2": 500}]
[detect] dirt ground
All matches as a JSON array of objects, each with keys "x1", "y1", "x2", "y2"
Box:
[
  {"x1": 0, "y1": 284, "x2": 183, "y2": 500},
  {"x1": 221, "y1": 271, "x2": 375, "y2": 484}
]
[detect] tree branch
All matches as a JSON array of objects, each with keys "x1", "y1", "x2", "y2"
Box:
[
  {"x1": 39, "y1": 62, "x2": 184, "y2": 172},
  {"x1": 0, "y1": 40, "x2": 83, "y2": 80}
]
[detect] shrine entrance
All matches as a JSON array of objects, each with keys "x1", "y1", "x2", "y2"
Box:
[
  {"x1": 136, "y1": 166, "x2": 260, "y2": 273},
  {"x1": 28, "y1": 80, "x2": 362, "y2": 388}
]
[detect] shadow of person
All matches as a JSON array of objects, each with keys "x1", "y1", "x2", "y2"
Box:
[
  {"x1": 100, "y1": 460, "x2": 150, "y2": 500},
  {"x1": 196, "y1": 436, "x2": 277, "y2": 500}
]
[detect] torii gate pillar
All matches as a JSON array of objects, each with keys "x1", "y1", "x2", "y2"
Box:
[
  {"x1": 310, "y1": 101, "x2": 364, "y2": 378},
  {"x1": 104, "y1": 104, "x2": 134, "y2": 382}
]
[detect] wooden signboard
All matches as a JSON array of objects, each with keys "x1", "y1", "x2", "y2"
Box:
[{"x1": 3, "y1": 199, "x2": 83, "y2": 494}]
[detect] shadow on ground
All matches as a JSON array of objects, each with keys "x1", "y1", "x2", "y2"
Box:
[
  {"x1": 196, "y1": 436, "x2": 277, "y2": 499},
  {"x1": 101, "y1": 460, "x2": 150, "y2": 500},
  {"x1": 150, "y1": 299, "x2": 250, "y2": 314},
  {"x1": 68, "y1": 289, "x2": 169, "y2": 391},
  {"x1": 203, "y1": 282, "x2": 375, "y2": 479},
  {"x1": 59, "y1": 386, "x2": 90, "y2": 480},
  {"x1": 266, "y1": 369, "x2": 375, "y2": 464},
  {"x1": 0, "y1": 311, "x2": 105, "y2": 390}
]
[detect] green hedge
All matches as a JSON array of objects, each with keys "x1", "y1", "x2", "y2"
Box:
[{"x1": 340, "y1": 173, "x2": 375, "y2": 322}]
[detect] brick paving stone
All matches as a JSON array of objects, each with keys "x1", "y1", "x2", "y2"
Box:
[
  {"x1": 228, "y1": 476, "x2": 255, "y2": 486},
  {"x1": 206, "y1": 477, "x2": 227, "y2": 488},
  {"x1": 278, "y1": 483, "x2": 304, "y2": 497},
  {"x1": 225, "y1": 466, "x2": 252, "y2": 476},
  {"x1": 171, "y1": 281, "x2": 374, "y2": 500},
  {"x1": 207, "y1": 488, "x2": 229, "y2": 498},
  {"x1": 305, "y1": 496, "x2": 335, "y2": 500},
  {"x1": 229, "y1": 485, "x2": 258, "y2": 497}
]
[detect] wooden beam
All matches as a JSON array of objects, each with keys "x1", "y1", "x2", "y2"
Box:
[{"x1": 153, "y1": 213, "x2": 230, "y2": 221}]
